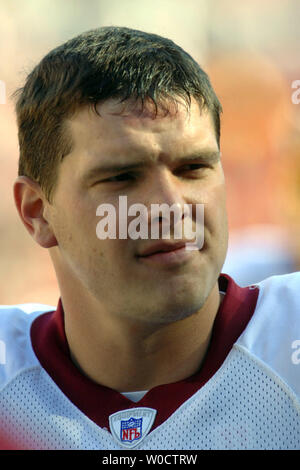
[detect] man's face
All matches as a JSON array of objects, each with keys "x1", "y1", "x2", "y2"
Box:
[{"x1": 47, "y1": 97, "x2": 228, "y2": 325}]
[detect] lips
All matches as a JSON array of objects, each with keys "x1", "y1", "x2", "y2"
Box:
[{"x1": 137, "y1": 241, "x2": 187, "y2": 257}]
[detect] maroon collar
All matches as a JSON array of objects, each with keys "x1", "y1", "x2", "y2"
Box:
[{"x1": 30, "y1": 274, "x2": 259, "y2": 431}]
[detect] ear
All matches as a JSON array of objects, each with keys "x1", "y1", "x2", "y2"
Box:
[{"x1": 13, "y1": 176, "x2": 58, "y2": 248}]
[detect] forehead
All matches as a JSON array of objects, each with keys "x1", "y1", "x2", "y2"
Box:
[{"x1": 65, "y1": 97, "x2": 218, "y2": 164}]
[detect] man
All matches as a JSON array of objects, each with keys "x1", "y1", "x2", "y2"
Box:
[{"x1": 0, "y1": 26, "x2": 299, "y2": 450}]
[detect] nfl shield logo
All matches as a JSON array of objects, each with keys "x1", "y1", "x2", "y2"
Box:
[
  {"x1": 109, "y1": 407, "x2": 157, "y2": 449},
  {"x1": 121, "y1": 417, "x2": 143, "y2": 443}
]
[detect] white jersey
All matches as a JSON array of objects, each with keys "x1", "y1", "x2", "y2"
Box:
[{"x1": 0, "y1": 272, "x2": 299, "y2": 450}]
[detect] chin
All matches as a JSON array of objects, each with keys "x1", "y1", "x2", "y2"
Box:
[
  {"x1": 147, "y1": 289, "x2": 208, "y2": 325},
  {"x1": 158, "y1": 268, "x2": 219, "y2": 323}
]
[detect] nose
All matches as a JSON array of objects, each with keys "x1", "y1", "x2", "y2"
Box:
[
  {"x1": 143, "y1": 166, "x2": 190, "y2": 237},
  {"x1": 145, "y1": 164, "x2": 185, "y2": 205}
]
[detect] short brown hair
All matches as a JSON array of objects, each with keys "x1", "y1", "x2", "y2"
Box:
[{"x1": 14, "y1": 26, "x2": 222, "y2": 201}]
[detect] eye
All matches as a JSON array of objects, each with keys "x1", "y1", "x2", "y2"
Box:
[
  {"x1": 176, "y1": 163, "x2": 208, "y2": 176},
  {"x1": 182, "y1": 164, "x2": 206, "y2": 170},
  {"x1": 104, "y1": 172, "x2": 136, "y2": 183}
]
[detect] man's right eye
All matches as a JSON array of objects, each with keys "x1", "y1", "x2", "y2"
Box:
[{"x1": 103, "y1": 172, "x2": 136, "y2": 183}]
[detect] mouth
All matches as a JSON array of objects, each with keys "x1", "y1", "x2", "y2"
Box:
[
  {"x1": 137, "y1": 240, "x2": 195, "y2": 267},
  {"x1": 138, "y1": 241, "x2": 188, "y2": 257}
]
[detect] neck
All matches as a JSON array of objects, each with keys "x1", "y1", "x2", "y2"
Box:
[{"x1": 62, "y1": 283, "x2": 224, "y2": 393}]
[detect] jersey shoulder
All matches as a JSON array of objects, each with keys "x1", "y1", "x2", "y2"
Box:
[
  {"x1": 0, "y1": 303, "x2": 55, "y2": 388},
  {"x1": 236, "y1": 271, "x2": 300, "y2": 397}
]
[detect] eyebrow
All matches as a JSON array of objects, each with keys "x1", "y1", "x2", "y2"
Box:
[
  {"x1": 82, "y1": 150, "x2": 221, "y2": 182},
  {"x1": 175, "y1": 150, "x2": 221, "y2": 166}
]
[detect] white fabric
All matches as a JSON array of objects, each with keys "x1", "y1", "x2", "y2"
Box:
[
  {"x1": 121, "y1": 391, "x2": 149, "y2": 403},
  {"x1": 0, "y1": 273, "x2": 299, "y2": 450}
]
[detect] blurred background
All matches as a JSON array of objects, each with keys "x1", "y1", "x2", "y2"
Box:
[{"x1": 0, "y1": 0, "x2": 299, "y2": 305}]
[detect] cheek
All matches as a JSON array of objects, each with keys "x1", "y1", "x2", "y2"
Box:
[
  {"x1": 203, "y1": 180, "x2": 228, "y2": 242},
  {"x1": 50, "y1": 198, "x2": 94, "y2": 260}
]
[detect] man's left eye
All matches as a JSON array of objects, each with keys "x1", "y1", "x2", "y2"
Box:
[
  {"x1": 177, "y1": 164, "x2": 207, "y2": 173},
  {"x1": 183, "y1": 164, "x2": 205, "y2": 170}
]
